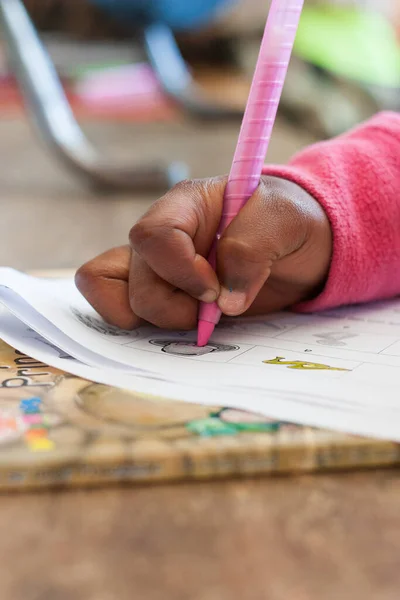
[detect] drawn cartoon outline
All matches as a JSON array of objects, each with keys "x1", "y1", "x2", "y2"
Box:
[
  {"x1": 70, "y1": 307, "x2": 134, "y2": 337},
  {"x1": 149, "y1": 339, "x2": 240, "y2": 356}
]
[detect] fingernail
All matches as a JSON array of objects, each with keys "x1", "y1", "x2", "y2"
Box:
[
  {"x1": 199, "y1": 289, "x2": 219, "y2": 303},
  {"x1": 218, "y1": 287, "x2": 248, "y2": 315}
]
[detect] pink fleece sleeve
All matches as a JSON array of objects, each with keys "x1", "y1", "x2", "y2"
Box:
[{"x1": 262, "y1": 111, "x2": 400, "y2": 312}]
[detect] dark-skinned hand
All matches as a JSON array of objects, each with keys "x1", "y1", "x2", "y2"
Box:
[{"x1": 75, "y1": 175, "x2": 332, "y2": 330}]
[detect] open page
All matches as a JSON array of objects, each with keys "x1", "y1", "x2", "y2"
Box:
[{"x1": 1, "y1": 268, "x2": 400, "y2": 441}]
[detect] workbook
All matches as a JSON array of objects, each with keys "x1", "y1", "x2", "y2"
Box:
[
  {"x1": 0, "y1": 267, "x2": 399, "y2": 488},
  {"x1": 2, "y1": 332, "x2": 400, "y2": 491}
]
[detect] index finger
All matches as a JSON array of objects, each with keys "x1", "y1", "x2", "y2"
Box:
[{"x1": 129, "y1": 178, "x2": 225, "y2": 302}]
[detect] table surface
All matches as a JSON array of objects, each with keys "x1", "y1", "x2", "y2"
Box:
[{"x1": 0, "y1": 115, "x2": 399, "y2": 600}]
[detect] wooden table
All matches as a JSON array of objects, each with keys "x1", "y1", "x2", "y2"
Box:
[{"x1": 0, "y1": 115, "x2": 399, "y2": 600}]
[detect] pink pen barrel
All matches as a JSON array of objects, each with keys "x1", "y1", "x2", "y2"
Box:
[{"x1": 197, "y1": 0, "x2": 304, "y2": 347}]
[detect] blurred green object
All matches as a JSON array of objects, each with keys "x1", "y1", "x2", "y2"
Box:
[{"x1": 294, "y1": 5, "x2": 400, "y2": 88}]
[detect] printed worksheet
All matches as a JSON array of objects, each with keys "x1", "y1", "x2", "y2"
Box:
[{"x1": 1, "y1": 268, "x2": 400, "y2": 441}]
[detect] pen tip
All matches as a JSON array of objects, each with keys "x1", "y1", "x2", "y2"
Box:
[{"x1": 197, "y1": 321, "x2": 215, "y2": 347}]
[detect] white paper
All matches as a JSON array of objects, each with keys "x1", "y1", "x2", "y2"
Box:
[{"x1": 1, "y1": 268, "x2": 400, "y2": 441}]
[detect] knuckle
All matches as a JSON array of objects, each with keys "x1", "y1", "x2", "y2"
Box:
[
  {"x1": 165, "y1": 178, "x2": 205, "y2": 207},
  {"x1": 172, "y1": 176, "x2": 227, "y2": 221},
  {"x1": 167, "y1": 179, "x2": 207, "y2": 218},
  {"x1": 129, "y1": 220, "x2": 153, "y2": 250},
  {"x1": 129, "y1": 219, "x2": 170, "y2": 254},
  {"x1": 75, "y1": 261, "x2": 98, "y2": 291},
  {"x1": 129, "y1": 218, "x2": 179, "y2": 255},
  {"x1": 173, "y1": 177, "x2": 217, "y2": 197},
  {"x1": 173, "y1": 178, "x2": 197, "y2": 194}
]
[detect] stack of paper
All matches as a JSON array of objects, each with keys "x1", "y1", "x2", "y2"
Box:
[{"x1": 0, "y1": 268, "x2": 400, "y2": 441}]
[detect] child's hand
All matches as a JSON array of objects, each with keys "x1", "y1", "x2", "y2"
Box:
[{"x1": 76, "y1": 175, "x2": 332, "y2": 330}]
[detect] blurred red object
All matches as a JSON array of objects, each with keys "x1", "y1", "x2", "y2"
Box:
[{"x1": 0, "y1": 62, "x2": 178, "y2": 121}]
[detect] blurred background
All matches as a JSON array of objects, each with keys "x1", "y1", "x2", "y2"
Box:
[{"x1": 0, "y1": 0, "x2": 398, "y2": 270}]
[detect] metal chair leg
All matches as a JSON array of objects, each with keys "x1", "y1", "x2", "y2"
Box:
[
  {"x1": 0, "y1": 0, "x2": 188, "y2": 192},
  {"x1": 143, "y1": 22, "x2": 243, "y2": 120}
]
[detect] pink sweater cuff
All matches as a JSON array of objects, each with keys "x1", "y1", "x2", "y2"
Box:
[{"x1": 262, "y1": 112, "x2": 400, "y2": 312}]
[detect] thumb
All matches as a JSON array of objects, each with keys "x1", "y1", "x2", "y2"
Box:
[{"x1": 216, "y1": 176, "x2": 315, "y2": 316}]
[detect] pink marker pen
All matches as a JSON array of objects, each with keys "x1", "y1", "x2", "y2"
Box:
[{"x1": 197, "y1": 0, "x2": 304, "y2": 347}]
